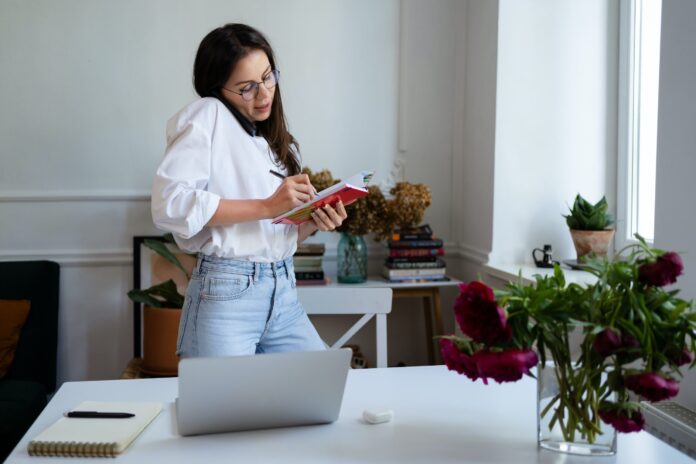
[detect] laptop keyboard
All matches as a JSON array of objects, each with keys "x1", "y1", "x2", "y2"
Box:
[{"x1": 641, "y1": 401, "x2": 696, "y2": 459}]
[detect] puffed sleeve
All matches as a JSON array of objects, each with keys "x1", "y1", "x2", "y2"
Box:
[{"x1": 151, "y1": 101, "x2": 221, "y2": 239}]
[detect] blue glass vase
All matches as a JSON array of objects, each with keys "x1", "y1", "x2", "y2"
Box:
[{"x1": 337, "y1": 232, "x2": 367, "y2": 283}]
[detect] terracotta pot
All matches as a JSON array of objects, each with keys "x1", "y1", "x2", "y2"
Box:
[
  {"x1": 569, "y1": 229, "x2": 615, "y2": 260},
  {"x1": 141, "y1": 305, "x2": 182, "y2": 376}
]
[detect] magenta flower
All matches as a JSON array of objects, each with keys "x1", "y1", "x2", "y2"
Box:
[
  {"x1": 593, "y1": 329, "x2": 643, "y2": 363},
  {"x1": 439, "y1": 339, "x2": 479, "y2": 381},
  {"x1": 638, "y1": 251, "x2": 684, "y2": 287},
  {"x1": 593, "y1": 328, "x2": 622, "y2": 357},
  {"x1": 607, "y1": 334, "x2": 640, "y2": 366},
  {"x1": 598, "y1": 406, "x2": 645, "y2": 433},
  {"x1": 672, "y1": 347, "x2": 694, "y2": 367},
  {"x1": 457, "y1": 280, "x2": 494, "y2": 301},
  {"x1": 624, "y1": 372, "x2": 680, "y2": 401},
  {"x1": 472, "y1": 349, "x2": 538, "y2": 384},
  {"x1": 454, "y1": 281, "x2": 511, "y2": 344}
]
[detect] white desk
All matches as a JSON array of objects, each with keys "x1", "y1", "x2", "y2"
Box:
[
  {"x1": 8, "y1": 366, "x2": 692, "y2": 463},
  {"x1": 322, "y1": 276, "x2": 462, "y2": 364}
]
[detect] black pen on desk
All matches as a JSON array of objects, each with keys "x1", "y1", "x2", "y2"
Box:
[
  {"x1": 65, "y1": 411, "x2": 135, "y2": 419},
  {"x1": 269, "y1": 169, "x2": 317, "y2": 196}
]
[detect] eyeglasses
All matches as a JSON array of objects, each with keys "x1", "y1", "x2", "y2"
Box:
[{"x1": 223, "y1": 69, "x2": 280, "y2": 102}]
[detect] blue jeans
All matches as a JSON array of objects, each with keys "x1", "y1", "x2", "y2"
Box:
[{"x1": 176, "y1": 255, "x2": 326, "y2": 358}]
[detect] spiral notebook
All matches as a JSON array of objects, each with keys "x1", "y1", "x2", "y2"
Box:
[{"x1": 28, "y1": 401, "x2": 162, "y2": 458}]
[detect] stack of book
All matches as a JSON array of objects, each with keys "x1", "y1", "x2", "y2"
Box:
[
  {"x1": 382, "y1": 224, "x2": 447, "y2": 282},
  {"x1": 293, "y1": 243, "x2": 327, "y2": 285}
]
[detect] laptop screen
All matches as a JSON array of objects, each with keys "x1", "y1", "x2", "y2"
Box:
[{"x1": 176, "y1": 348, "x2": 352, "y2": 436}]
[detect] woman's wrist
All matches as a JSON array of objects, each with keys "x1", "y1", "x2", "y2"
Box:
[{"x1": 297, "y1": 220, "x2": 319, "y2": 243}]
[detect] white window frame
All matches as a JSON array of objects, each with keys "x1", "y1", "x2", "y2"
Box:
[{"x1": 616, "y1": 0, "x2": 660, "y2": 250}]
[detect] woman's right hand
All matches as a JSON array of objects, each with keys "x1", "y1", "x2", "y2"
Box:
[{"x1": 264, "y1": 174, "x2": 316, "y2": 218}]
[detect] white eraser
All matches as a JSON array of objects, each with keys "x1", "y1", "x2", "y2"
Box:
[{"x1": 362, "y1": 408, "x2": 393, "y2": 424}]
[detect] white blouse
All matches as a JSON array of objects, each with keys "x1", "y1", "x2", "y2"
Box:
[{"x1": 151, "y1": 97, "x2": 298, "y2": 262}]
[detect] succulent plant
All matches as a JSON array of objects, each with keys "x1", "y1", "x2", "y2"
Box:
[{"x1": 564, "y1": 194, "x2": 614, "y2": 231}]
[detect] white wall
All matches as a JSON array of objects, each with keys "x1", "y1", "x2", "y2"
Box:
[
  {"x1": 654, "y1": 0, "x2": 696, "y2": 404},
  {"x1": 490, "y1": 0, "x2": 619, "y2": 265},
  {"x1": 397, "y1": 0, "x2": 456, "y2": 236},
  {"x1": 452, "y1": 0, "x2": 499, "y2": 275},
  {"x1": 0, "y1": 0, "x2": 398, "y2": 194}
]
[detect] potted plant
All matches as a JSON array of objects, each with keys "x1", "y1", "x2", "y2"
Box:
[
  {"x1": 564, "y1": 194, "x2": 615, "y2": 260},
  {"x1": 127, "y1": 235, "x2": 193, "y2": 376},
  {"x1": 439, "y1": 237, "x2": 695, "y2": 455}
]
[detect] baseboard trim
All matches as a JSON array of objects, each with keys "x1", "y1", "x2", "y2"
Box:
[{"x1": 448, "y1": 243, "x2": 490, "y2": 264}]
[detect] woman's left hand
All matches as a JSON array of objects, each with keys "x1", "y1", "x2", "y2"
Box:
[{"x1": 310, "y1": 201, "x2": 347, "y2": 231}]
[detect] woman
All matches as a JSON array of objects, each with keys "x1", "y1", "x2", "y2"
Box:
[{"x1": 152, "y1": 24, "x2": 346, "y2": 358}]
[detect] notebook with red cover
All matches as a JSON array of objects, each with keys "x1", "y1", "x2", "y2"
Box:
[{"x1": 272, "y1": 171, "x2": 373, "y2": 225}]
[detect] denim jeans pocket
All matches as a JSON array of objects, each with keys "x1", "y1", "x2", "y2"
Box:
[
  {"x1": 176, "y1": 276, "x2": 202, "y2": 354},
  {"x1": 201, "y1": 273, "x2": 254, "y2": 301},
  {"x1": 176, "y1": 297, "x2": 192, "y2": 354}
]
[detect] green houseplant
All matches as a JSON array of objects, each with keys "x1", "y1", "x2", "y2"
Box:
[
  {"x1": 127, "y1": 235, "x2": 191, "y2": 375},
  {"x1": 127, "y1": 236, "x2": 189, "y2": 309},
  {"x1": 440, "y1": 236, "x2": 695, "y2": 455},
  {"x1": 564, "y1": 194, "x2": 615, "y2": 260}
]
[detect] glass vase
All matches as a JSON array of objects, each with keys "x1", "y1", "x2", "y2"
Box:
[
  {"x1": 537, "y1": 362, "x2": 617, "y2": 456},
  {"x1": 337, "y1": 232, "x2": 367, "y2": 283}
]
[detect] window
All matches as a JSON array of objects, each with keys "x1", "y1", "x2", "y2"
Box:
[{"x1": 617, "y1": 0, "x2": 662, "y2": 247}]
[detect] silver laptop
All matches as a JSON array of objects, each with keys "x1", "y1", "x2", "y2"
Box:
[
  {"x1": 642, "y1": 367, "x2": 696, "y2": 458},
  {"x1": 176, "y1": 348, "x2": 352, "y2": 436}
]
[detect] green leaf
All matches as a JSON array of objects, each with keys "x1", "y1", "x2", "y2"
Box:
[
  {"x1": 128, "y1": 279, "x2": 184, "y2": 308},
  {"x1": 127, "y1": 289, "x2": 165, "y2": 308},
  {"x1": 553, "y1": 264, "x2": 566, "y2": 288},
  {"x1": 144, "y1": 238, "x2": 190, "y2": 279}
]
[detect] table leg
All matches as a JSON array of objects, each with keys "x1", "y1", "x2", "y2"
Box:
[
  {"x1": 432, "y1": 289, "x2": 444, "y2": 363},
  {"x1": 423, "y1": 295, "x2": 434, "y2": 364},
  {"x1": 375, "y1": 313, "x2": 387, "y2": 368}
]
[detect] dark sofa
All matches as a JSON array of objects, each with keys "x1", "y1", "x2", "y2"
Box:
[{"x1": 0, "y1": 261, "x2": 59, "y2": 461}]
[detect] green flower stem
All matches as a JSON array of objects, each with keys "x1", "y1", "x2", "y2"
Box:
[
  {"x1": 541, "y1": 340, "x2": 603, "y2": 444},
  {"x1": 495, "y1": 239, "x2": 696, "y2": 446}
]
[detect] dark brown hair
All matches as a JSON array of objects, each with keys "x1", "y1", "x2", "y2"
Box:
[{"x1": 193, "y1": 24, "x2": 300, "y2": 175}]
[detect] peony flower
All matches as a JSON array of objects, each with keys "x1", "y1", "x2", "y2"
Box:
[
  {"x1": 624, "y1": 372, "x2": 680, "y2": 401},
  {"x1": 454, "y1": 282, "x2": 511, "y2": 344},
  {"x1": 593, "y1": 328, "x2": 622, "y2": 357},
  {"x1": 593, "y1": 328, "x2": 643, "y2": 363},
  {"x1": 457, "y1": 280, "x2": 495, "y2": 301},
  {"x1": 638, "y1": 251, "x2": 684, "y2": 287},
  {"x1": 473, "y1": 348, "x2": 539, "y2": 384},
  {"x1": 672, "y1": 347, "x2": 694, "y2": 367},
  {"x1": 439, "y1": 339, "x2": 479, "y2": 381},
  {"x1": 616, "y1": 333, "x2": 641, "y2": 364},
  {"x1": 598, "y1": 406, "x2": 645, "y2": 433}
]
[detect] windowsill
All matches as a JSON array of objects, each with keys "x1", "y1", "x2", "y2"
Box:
[{"x1": 482, "y1": 262, "x2": 599, "y2": 286}]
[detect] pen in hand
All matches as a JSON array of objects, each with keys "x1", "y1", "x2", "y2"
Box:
[
  {"x1": 269, "y1": 169, "x2": 317, "y2": 196},
  {"x1": 65, "y1": 411, "x2": 135, "y2": 418}
]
